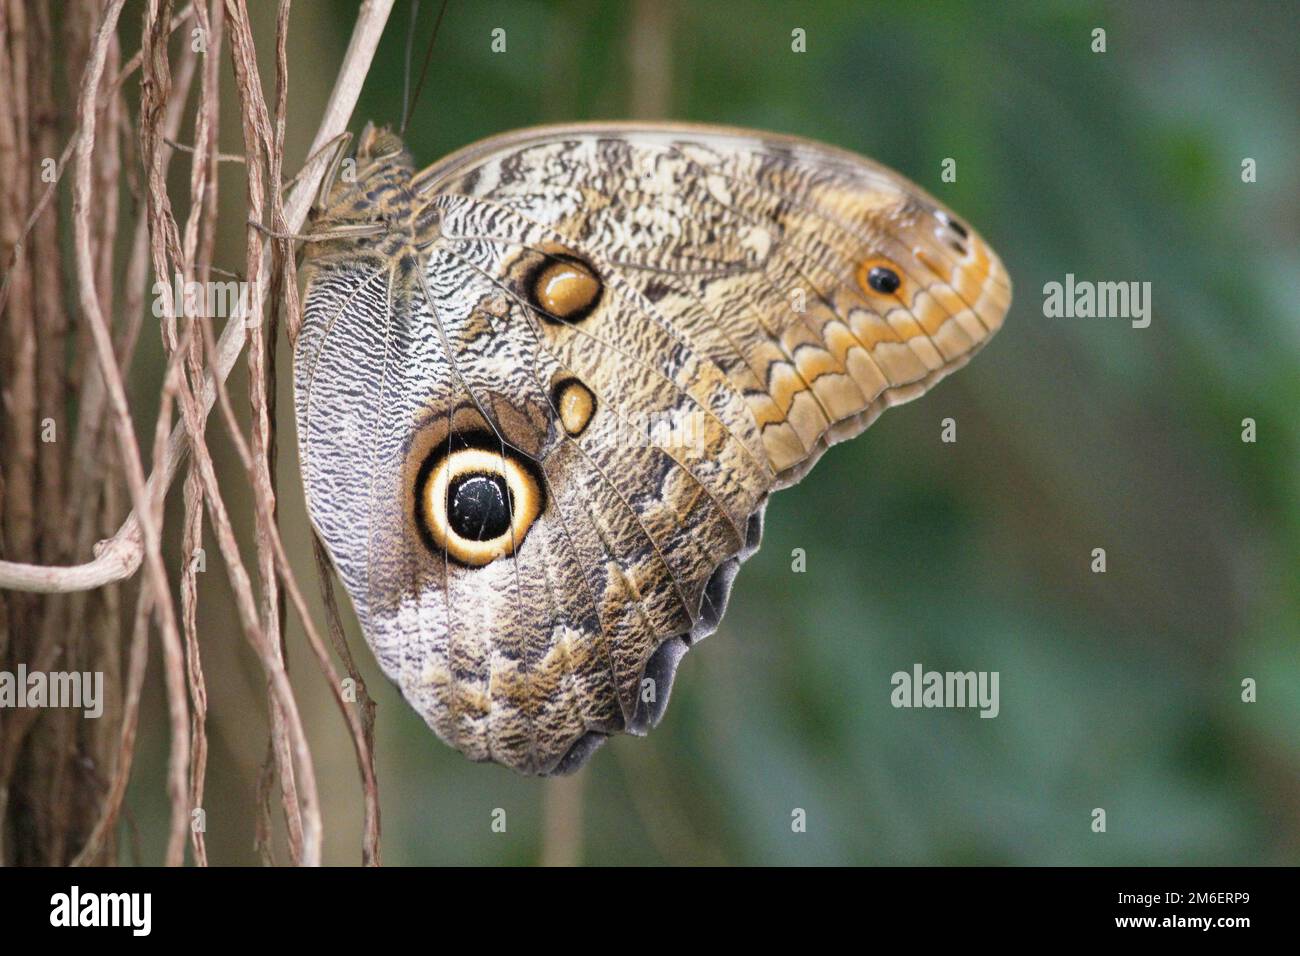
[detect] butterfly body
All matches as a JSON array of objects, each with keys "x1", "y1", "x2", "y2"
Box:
[{"x1": 295, "y1": 123, "x2": 1010, "y2": 774}]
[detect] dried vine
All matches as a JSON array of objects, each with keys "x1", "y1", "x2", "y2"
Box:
[{"x1": 0, "y1": 0, "x2": 394, "y2": 866}]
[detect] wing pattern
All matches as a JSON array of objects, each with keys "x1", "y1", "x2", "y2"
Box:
[{"x1": 294, "y1": 123, "x2": 1010, "y2": 773}]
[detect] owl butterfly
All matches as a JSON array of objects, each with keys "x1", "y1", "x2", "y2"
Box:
[{"x1": 294, "y1": 123, "x2": 1010, "y2": 775}]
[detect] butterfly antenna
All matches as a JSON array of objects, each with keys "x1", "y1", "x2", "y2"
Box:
[
  {"x1": 401, "y1": 0, "x2": 451, "y2": 138},
  {"x1": 400, "y1": 0, "x2": 420, "y2": 133}
]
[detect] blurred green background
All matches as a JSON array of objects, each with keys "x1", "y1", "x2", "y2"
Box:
[{"x1": 122, "y1": 0, "x2": 1299, "y2": 865}]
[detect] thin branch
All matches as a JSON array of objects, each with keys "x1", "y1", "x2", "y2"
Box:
[
  {"x1": 0, "y1": 0, "x2": 396, "y2": 594},
  {"x1": 541, "y1": 771, "x2": 586, "y2": 866},
  {"x1": 0, "y1": 2, "x2": 196, "y2": 316},
  {"x1": 224, "y1": 0, "x2": 302, "y2": 864},
  {"x1": 69, "y1": 0, "x2": 190, "y2": 867}
]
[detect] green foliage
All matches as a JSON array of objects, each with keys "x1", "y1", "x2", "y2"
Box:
[
  {"x1": 327, "y1": 0, "x2": 1300, "y2": 865},
  {"x1": 132, "y1": 1, "x2": 1297, "y2": 865}
]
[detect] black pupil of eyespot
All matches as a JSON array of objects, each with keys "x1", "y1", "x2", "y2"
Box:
[
  {"x1": 868, "y1": 266, "x2": 901, "y2": 294},
  {"x1": 447, "y1": 473, "x2": 512, "y2": 541}
]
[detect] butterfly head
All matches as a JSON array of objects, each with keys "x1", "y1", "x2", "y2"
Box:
[
  {"x1": 354, "y1": 122, "x2": 414, "y2": 175},
  {"x1": 305, "y1": 123, "x2": 418, "y2": 264}
]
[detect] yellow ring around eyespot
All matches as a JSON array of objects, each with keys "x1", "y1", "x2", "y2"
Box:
[
  {"x1": 421, "y1": 448, "x2": 542, "y2": 567},
  {"x1": 855, "y1": 256, "x2": 905, "y2": 299}
]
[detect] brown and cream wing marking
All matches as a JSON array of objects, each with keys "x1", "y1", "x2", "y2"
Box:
[{"x1": 294, "y1": 123, "x2": 1011, "y2": 775}]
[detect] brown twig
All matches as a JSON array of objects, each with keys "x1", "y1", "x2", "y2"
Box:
[
  {"x1": 0, "y1": 1, "x2": 196, "y2": 318},
  {"x1": 4, "y1": 0, "x2": 395, "y2": 869},
  {"x1": 0, "y1": 0, "x2": 396, "y2": 594}
]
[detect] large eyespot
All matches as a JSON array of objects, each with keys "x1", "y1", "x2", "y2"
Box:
[
  {"x1": 448, "y1": 472, "x2": 512, "y2": 541},
  {"x1": 529, "y1": 253, "x2": 603, "y2": 323},
  {"x1": 414, "y1": 437, "x2": 544, "y2": 567}
]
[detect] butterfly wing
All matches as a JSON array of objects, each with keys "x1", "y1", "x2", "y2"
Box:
[{"x1": 294, "y1": 123, "x2": 1011, "y2": 774}]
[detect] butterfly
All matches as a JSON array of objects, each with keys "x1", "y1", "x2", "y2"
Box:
[{"x1": 294, "y1": 122, "x2": 1010, "y2": 775}]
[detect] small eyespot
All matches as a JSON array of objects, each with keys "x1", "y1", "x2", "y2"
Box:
[
  {"x1": 856, "y1": 257, "x2": 905, "y2": 298},
  {"x1": 414, "y1": 437, "x2": 544, "y2": 567},
  {"x1": 552, "y1": 377, "x2": 596, "y2": 437},
  {"x1": 867, "y1": 265, "x2": 901, "y2": 294},
  {"x1": 530, "y1": 254, "x2": 602, "y2": 323},
  {"x1": 855, "y1": 254, "x2": 905, "y2": 299}
]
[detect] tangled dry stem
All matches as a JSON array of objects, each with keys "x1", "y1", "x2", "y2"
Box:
[{"x1": 0, "y1": 0, "x2": 394, "y2": 865}]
